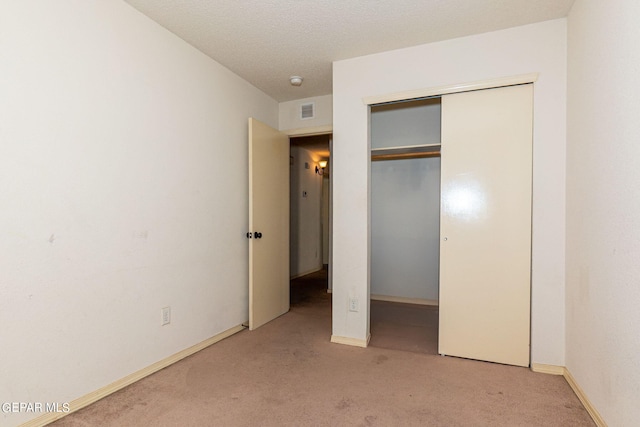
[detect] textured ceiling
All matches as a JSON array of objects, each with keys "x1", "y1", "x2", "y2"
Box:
[{"x1": 124, "y1": 0, "x2": 575, "y2": 102}]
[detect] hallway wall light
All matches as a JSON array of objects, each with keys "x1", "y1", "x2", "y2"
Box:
[{"x1": 315, "y1": 160, "x2": 327, "y2": 175}]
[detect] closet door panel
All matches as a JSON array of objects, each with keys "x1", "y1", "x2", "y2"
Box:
[{"x1": 438, "y1": 84, "x2": 533, "y2": 367}]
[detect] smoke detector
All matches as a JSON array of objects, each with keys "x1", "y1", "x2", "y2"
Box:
[{"x1": 289, "y1": 76, "x2": 303, "y2": 86}]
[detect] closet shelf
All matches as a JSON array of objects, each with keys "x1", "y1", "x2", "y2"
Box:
[{"x1": 371, "y1": 144, "x2": 441, "y2": 161}]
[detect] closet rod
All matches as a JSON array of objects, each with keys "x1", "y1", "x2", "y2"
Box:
[{"x1": 371, "y1": 151, "x2": 441, "y2": 161}]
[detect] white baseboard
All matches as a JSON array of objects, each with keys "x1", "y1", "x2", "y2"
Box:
[
  {"x1": 563, "y1": 368, "x2": 607, "y2": 427},
  {"x1": 371, "y1": 294, "x2": 438, "y2": 306},
  {"x1": 21, "y1": 324, "x2": 247, "y2": 427},
  {"x1": 531, "y1": 363, "x2": 565, "y2": 375},
  {"x1": 330, "y1": 334, "x2": 370, "y2": 348},
  {"x1": 290, "y1": 266, "x2": 324, "y2": 280},
  {"x1": 530, "y1": 364, "x2": 606, "y2": 426}
]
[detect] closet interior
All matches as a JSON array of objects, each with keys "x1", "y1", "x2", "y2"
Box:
[{"x1": 369, "y1": 97, "x2": 442, "y2": 353}]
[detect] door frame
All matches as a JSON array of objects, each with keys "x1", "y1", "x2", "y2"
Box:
[
  {"x1": 363, "y1": 73, "x2": 538, "y2": 106},
  {"x1": 284, "y1": 125, "x2": 333, "y2": 295}
]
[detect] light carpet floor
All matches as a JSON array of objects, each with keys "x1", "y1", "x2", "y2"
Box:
[{"x1": 51, "y1": 269, "x2": 594, "y2": 426}]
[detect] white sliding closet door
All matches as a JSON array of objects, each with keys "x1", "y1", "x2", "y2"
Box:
[{"x1": 438, "y1": 84, "x2": 533, "y2": 367}]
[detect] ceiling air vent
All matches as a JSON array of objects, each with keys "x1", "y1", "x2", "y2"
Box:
[{"x1": 300, "y1": 102, "x2": 315, "y2": 120}]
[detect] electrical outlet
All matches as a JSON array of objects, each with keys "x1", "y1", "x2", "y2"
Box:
[
  {"x1": 161, "y1": 306, "x2": 171, "y2": 326},
  {"x1": 349, "y1": 297, "x2": 359, "y2": 312}
]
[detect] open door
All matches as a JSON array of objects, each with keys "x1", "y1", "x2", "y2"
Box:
[{"x1": 248, "y1": 118, "x2": 290, "y2": 330}]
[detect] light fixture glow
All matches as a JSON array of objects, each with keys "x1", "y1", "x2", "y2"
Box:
[
  {"x1": 289, "y1": 76, "x2": 303, "y2": 86},
  {"x1": 315, "y1": 160, "x2": 327, "y2": 175}
]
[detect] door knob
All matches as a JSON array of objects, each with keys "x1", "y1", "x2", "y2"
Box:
[{"x1": 255, "y1": 232, "x2": 263, "y2": 239}]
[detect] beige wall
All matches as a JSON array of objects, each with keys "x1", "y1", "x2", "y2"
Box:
[
  {"x1": 566, "y1": 0, "x2": 640, "y2": 424},
  {"x1": 0, "y1": 2, "x2": 277, "y2": 425}
]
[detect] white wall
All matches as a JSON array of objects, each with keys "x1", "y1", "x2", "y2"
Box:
[
  {"x1": 322, "y1": 174, "x2": 330, "y2": 265},
  {"x1": 566, "y1": 1, "x2": 640, "y2": 425},
  {"x1": 332, "y1": 19, "x2": 567, "y2": 365},
  {"x1": 0, "y1": 2, "x2": 277, "y2": 426},
  {"x1": 370, "y1": 100, "x2": 441, "y2": 301},
  {"x1": 290, "y1": 147, "x2": 324, "y2": 277},
  {"x1": 279, "y1": 95, "x2": 333, "y2": 132}
]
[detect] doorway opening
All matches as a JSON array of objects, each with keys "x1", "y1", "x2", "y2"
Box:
[{"x1": 289, "y1": 133, "x2": 332, "y2": 313}]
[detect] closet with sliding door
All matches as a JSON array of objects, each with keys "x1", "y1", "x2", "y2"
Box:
[{"x1": 370, "y1": 83, "x2": 533, "y2": 367}]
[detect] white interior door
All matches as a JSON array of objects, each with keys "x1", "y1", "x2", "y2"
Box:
[
  {"x1": 248, "y1": 118, "x2": 290, "y2": 330},
  {"x1": 438, "y1": 84, "x2": 533, "y2": 367}
]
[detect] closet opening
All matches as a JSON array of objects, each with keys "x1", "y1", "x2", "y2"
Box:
[{"x1": 368, "y1": 97, "x2": 441, "y2": 354}]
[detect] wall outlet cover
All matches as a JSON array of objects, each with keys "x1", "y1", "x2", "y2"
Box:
[{"x1": 161, "y1": 306, "x2": 171, "y2": 326}]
